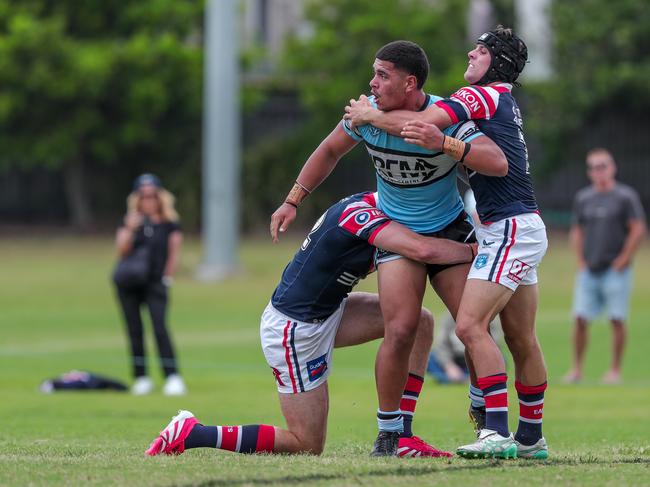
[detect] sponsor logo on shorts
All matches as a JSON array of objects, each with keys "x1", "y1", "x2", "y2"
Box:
[
  {"x1": 475, "y1": 253, "x2": 489, "y2": 269},
  {"x1": 306, "y1": 354, "x2": 328, "y2": 382},
  {"x1": 507, "y1": 259, "x2": 532, "y2": 283},
  {"x1": 482, "y1": 239, "x2": 495, "y2": 247}
]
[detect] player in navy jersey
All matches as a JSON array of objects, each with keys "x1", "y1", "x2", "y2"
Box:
[
  {"x1": 145, "y1": 192, "x2": 476, "y2": 458},
  {"x1": 345, "y1": 27, "x2": 549, "y2": 459},
  {"x1": 270, "y1": 41, "x2": 508, "y2": 457}
]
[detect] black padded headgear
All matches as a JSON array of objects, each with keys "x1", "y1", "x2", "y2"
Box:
[{"x1": 475, "y1": 27, "x2": 528, "y2": 85}]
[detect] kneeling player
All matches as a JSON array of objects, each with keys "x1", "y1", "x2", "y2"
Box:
[{"x1": 146, "y1": 192, "x2": 476, "y2": 457}]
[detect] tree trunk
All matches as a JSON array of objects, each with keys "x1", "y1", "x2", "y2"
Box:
[{"x1": 63, "y1": 160, "x2": 93, "y2": 230}]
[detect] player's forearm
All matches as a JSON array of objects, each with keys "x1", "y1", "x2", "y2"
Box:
[
  {"x1": 461, "y1": 137, "x2": 508, "y2": 176},
  {"x1": 294, "y1": 141, "x2": 341, "y2": 193},
  {"x1": 414, "y1": 237, "x2": 475, "y2": 265},
  {"x1": 369, "y1": 109, "x2": 423, "y2": 136},
  {"x1": 370, "y1": 106, "x2": 451, "y2": 136},
  {"x1": 374, "y1": 223, "x2": 474, "y2": 265},
  {"x1": 284, "y1": 125, "x2": 357, "y2": 208}
]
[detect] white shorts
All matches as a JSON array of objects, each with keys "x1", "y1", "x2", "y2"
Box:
[
  {"x1": 468, "y1": 213, "x2": 548, "y2": 291},
  {"x1": 260, "y1": 300, "x2": 347, "y2": 394}
]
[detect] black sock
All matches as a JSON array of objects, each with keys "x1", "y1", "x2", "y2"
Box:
[{"x1": 185, "y1": 424, "x2": 217, "y2": 449}]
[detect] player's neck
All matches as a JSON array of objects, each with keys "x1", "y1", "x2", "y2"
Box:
[{"x1": 402, "y1": 91, "x2": 427, "y2": 112}]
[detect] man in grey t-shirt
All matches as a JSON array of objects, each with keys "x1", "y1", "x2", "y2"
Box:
[{"x1": 564, "y1": 148, "x2": 646, "y2": 384}]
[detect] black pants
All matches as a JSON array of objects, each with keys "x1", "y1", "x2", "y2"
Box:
[{"x1": 116, "y1": 281, "x2": 178, "y2": 379}]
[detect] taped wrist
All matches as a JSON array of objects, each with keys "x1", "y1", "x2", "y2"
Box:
[
  {"x1": 442, "y1": 135, "x2": 471, "y2": 163},
  {"x1": 285, "y1": 181, "x2": 311, "y2": 207}
]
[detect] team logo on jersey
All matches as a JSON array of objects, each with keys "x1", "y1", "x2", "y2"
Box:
[
  {"x1": 507, "y1": 259, "x2": 532, "y2": 283},
  {"x1": 369, "y1": 126, "x2": 381, "y2": 137},
  {"x1": 354, "y1": 211, "x2": 370, "y2": 225},
  {"x1": 306, "y1": 354, "x2": 328, "y2": 382},
  {"x1": 474, "y1": 253, "x2": 489, "y2": 269}
]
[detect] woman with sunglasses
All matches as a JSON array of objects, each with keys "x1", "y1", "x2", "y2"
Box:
[{"x1": 115, "y1": 174, "x2": 186, "y2": 395}]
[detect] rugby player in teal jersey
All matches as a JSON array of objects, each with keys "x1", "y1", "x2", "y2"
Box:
[{"x1": 271, "y1": 40, "x2": 507, "y2": 456}]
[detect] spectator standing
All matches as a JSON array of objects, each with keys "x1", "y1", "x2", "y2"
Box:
[
  {"x1": 564, "y1": 148, "x2": 646, "y2": 384},
  {"x1": 114, "y1": 174, "x2": 186, "y2": 395}
]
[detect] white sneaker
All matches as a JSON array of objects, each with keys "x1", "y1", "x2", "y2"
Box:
[
  {"x1": 163, "y1": 374, "x2": 187, "y2": 396},
  {"x1": 515, "y1": 437, "x2": 549, "y2": 459},
  {"x1": 132, "y1": 376, "x2": 154, "y2": 395},
  {"x1": 456, "y1": 429, "x2": 517, "y2": 459}
]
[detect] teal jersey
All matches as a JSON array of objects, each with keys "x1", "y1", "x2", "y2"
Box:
[{"x1": 342, "y1": 94, "x2": 482, "y2": 233}]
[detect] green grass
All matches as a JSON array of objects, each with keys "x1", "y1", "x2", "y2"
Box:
[{"x1": 1, "y1": 234, "x2": 649, "y2": 486}]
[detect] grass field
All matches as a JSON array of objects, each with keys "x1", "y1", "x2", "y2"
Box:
[{"x1": 1, "y1": 234, "x2": 649, "y2": 486}]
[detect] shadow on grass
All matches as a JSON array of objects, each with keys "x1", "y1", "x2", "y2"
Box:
[{"x1": 183, "y1": 456, "x2": 650, "y2": 487}]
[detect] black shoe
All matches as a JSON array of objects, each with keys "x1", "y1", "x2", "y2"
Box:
[
  {"x1": 468, "y1": 405, "x2": 486, "y2": 436},
  {"x1": 370, "y1": 431, "x2": 400, "y2": 457}
]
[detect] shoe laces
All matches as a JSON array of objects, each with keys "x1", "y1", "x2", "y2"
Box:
[{"x1": 376, "y1": 431, "x2": 399, "y2": 449}]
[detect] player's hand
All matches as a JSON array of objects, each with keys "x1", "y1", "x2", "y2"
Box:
[
  {"x1": 401, "y1": 120, "x2": 445, "y2": 151},
  {"x1": 343, "y1": 95, "x2": 374, "y2": 128},
  {"x1": 270, "y1": 203, "x2": 297, "y2": 243}
]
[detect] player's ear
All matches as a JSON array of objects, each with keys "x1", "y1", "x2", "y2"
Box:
[{"x1": 405, "y1": 74, "x2": 418, "y2": 93}]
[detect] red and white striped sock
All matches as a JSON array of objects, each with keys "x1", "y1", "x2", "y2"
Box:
[
  {"x1": 477, "y1": 373, "x2": 509, "y2": 437},
  {"x1": 400, "y1": 373, "x2": 424, "y2": 437},
  {"x1": 187, "y1": 424, "x2": 275, "y2": 453},
  {"x1": 514, "y1": 381, "x2": 546, "y2": 445}
]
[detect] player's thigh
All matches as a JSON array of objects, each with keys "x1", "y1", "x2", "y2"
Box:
[
  {"x1": 377, "y1": 258, "x2": 427, "y2": 328},
  {"x1": 430, "y1": 262, "x2": 471, "y2": 320},
  {"x1": 278, "y1": 382, "x2": 329, "y2": 449},
  {"x1": 334, "y1": 292, "x2": 383, "y2": 348},
  {"x1": 457, "y1": 278, "x2": 513, "y2": 330},
  {"x1": 499, "y1": 283, "x2": 539, "y2": 341}
]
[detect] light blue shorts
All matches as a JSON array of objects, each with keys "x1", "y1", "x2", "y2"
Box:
[{"x1": 572, "y1": 268, "x2": 633, "y2": 322}]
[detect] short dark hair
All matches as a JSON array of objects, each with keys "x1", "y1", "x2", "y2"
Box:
[{"x1": 375, "y1": 40, "x2": 429, "y2": 89}]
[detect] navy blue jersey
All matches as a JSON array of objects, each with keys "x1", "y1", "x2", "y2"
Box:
[
  {"x1": 271, "y1": 192, "x2": 390, "y2": 322},
  {"x1": 436, "y1": 83, "x2": 538, "y2": 223}
]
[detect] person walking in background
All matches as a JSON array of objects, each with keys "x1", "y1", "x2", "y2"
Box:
[
  {"x1": 114, "y1": 174, "x2": 186, "y2": 395},
  {"x1": 564, "y1": 148, "x2": 646, "y2": 384}
]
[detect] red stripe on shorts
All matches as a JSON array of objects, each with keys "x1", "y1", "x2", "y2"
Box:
[{"x1": 282, "y1": 320, "x2": 298, "y2": 393}]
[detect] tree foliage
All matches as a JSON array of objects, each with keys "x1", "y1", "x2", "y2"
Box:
[
  {"x1": 526, "y1": 0, "x2": 650, "y2": 173},
  {"x1": 0, "y1": 1, "x2": 203, "y2": 227},
  {"x1": 243, "y1": 0, "x2": 472, "y2": 227}
]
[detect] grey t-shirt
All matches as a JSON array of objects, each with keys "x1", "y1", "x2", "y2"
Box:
[{"x1": 573, "y1": 183, "x2": 646, "y2": 272}]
